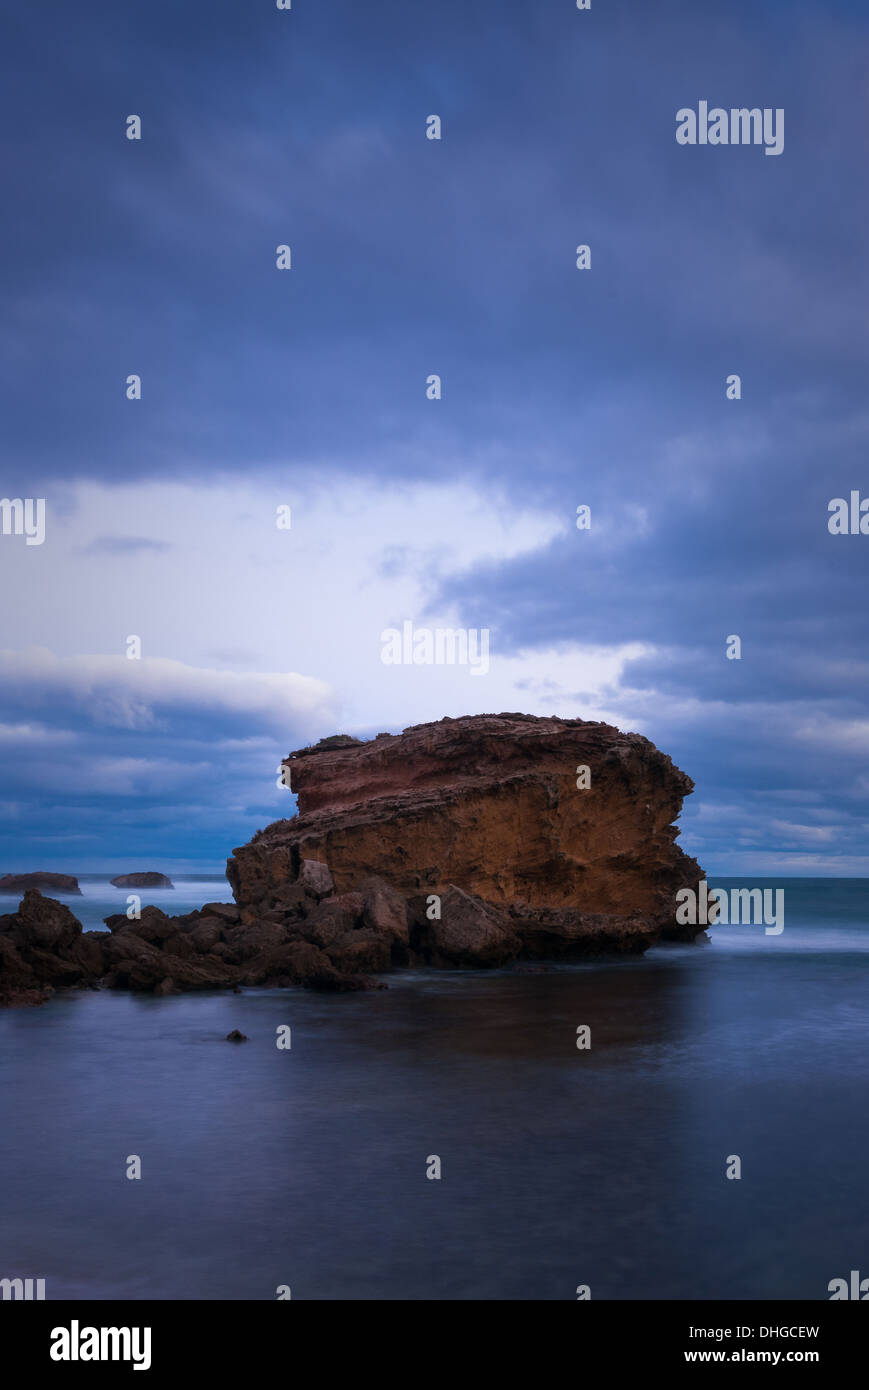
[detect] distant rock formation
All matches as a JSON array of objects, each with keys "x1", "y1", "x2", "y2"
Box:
[
  {"x1": 0, "y1": 872, "x2": 81, "y2": 896},
  {"x1": 110, "y1": 872, "x2": 174, "y2": 889}
]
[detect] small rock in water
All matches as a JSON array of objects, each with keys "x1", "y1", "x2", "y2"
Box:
[{"x1": 225, "y1": 1029, "x2": 248, "y2": 1042}]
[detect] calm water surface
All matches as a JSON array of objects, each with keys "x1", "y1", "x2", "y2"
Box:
[{"x1": 1, "y1": 878, "x2": 866, "y2": 1299}]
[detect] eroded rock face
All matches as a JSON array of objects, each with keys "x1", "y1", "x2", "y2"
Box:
[{"x1": 228, "y1": 713, "x2": 705, "y2": 949}]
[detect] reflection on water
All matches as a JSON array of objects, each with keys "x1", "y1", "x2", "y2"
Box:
[{"x1": 0, "y1": 879, "x2": 867, "y2": 1300}]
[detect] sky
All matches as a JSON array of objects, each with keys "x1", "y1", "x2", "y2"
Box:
[{"x1": 1, "y1": 0, "x2": 867, "y2": 875}]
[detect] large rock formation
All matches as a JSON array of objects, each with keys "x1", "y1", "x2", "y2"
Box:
[
  {"x1": 227, "y1": 713, "x2": 706, "y2": 966},
  {"x1": 0, "y1": 715, "x2": 707, "y2": 1007},
  {"x1": 0, "y1": 871, "x2": 81, "y2": 895}
]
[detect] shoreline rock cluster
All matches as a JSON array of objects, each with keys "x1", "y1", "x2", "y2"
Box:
[{"x1": 0, "y1": 877, "x2": 400, "y2": 1005}]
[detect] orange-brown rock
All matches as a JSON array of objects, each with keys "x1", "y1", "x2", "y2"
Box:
[{"x1": 227, "y1": 713, "x2": 706, "y2": 955}]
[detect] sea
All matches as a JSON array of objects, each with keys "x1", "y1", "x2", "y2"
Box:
[{"x1": 0, "y1": 876, "x2": 866, "y2": 1300}]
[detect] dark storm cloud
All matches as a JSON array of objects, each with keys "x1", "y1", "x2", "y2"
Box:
[{"x1": 1, "y1": 0, "x2": 867, "y2": 869}]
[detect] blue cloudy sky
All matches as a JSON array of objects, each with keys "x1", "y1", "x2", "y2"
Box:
[{"x1": 1, "y1": 0, "x2": 867, "y2": 874}]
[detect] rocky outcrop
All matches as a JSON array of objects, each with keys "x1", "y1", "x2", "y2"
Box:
[
  {"x1": 228, "y1": 713, "x2": 706, "y2": 960},
  {"x1": 110, "y1": 872, "x2": 174, "y2": 889},
  {"x1": 0, "y1": 872, "x2": 81, "y2": 895},
  {"x1": 0, "y1": 714, "x2": 706, "y2": 1006},
  {"x1": 0, "y1": 890, "x2": 105, "y2": 1004},
  {"x1": 0, "y1": 887, "x2": 389, "y2": 1005}
]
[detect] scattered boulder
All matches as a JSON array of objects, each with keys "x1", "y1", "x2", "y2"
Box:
[
  {"x1": 360, "y1": 879, "x2": 409, "y2": 947},
  {"x1": 301, "y1": 897, "x2": 360, "y2": 951},
  {"x1": 187, "y1": 918, "x2": 225, "y2": 954},
  {"x1": 15, "y1": 889, "x2": 82, "y2": 950},
  {"x1": 298, "y1": 859, "x2": 334, "y2": 899},
  {"x1": 198, "y1": 902, "x2": 240, "y2": 923},
  {"x1": 508, "y1": 903, "x2": 659, "y2": 958},
  {"x1": 410, "y1": 885, "x2": 521, "y2": 967},
  {"x1": 103, "y1": 905, "x2": 177, "y2": 945},
  {"x1": 0, "y1": 891, "x2": 89, "y2": 1003},
  {"x1": 329, "y1": 928, "x2": 391, "y2": 974}
]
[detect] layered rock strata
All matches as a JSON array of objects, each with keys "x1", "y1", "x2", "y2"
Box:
[{"x1": 228, "y1": 713, "x2": 705, "y2": 965}]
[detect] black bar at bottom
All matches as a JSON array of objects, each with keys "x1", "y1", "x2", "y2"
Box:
[{"x1": 2, "y1": 1299, "x2": 865, "y2": 1375}]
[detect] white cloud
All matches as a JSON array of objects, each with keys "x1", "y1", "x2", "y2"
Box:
[
  {"x1": 0, "y1": 475, "x2": 570, "y2": 732},
  {"x1": 768, "y1": 820, "x2": 836, "y2": 846},
  {"x1": 703, "y1": 851, "x2": 869, "y2": 877},
  {"x1": 0, "y1": 649, "x2": 335, "y2": 735},
  {"x1": 362, "y1": 638, "x2": 654, "y2": 730},
  {"x1": 793, "y1": 715, "x2": 869, "y2": 753},
  {"x1": 0, "y1": 722, "x2": 76, "y2": 744}
]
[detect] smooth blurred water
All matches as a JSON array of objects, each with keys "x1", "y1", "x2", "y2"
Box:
[
  {"x1": 0, "y1": 877, "x2": 867, "y2": 1300},
  {"x1": 10, "y1": 875, "x2": 234, "y2": 932}
]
